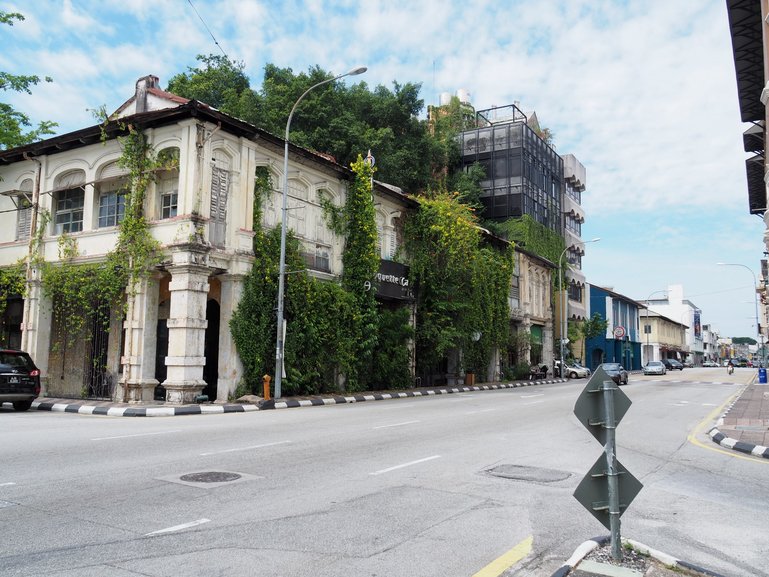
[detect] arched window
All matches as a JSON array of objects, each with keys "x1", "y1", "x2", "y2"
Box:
[{"x1": 53, "y1": 170, "x2": 86, "y2": 234}]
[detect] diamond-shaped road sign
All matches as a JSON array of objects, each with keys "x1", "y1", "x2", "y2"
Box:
[
  {"x1": 573, "y1": 453, "x2": 643, "y2": 530},
  {"x1": 573, "y1": 366, "x2": 632, "y2": 445}
]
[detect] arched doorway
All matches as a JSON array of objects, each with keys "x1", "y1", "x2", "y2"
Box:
[
  {"x1": 203, "y1": 299, "x2": 220, "y2": 400},
  {"x1": 591, "y1": 348, "x2": 604, "y2": 369}
]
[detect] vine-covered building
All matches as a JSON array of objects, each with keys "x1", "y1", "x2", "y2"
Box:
[
  {"x1": 0, "y1": 76, "x2": 563, "y2": 404},
  {"x1": 0, "y1": 75, "x2": 414, "y2": 403}
]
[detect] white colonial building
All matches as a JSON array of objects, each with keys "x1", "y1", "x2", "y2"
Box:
[{"x1": 0, "y1": 76, "x2": 412, "y2": 404}]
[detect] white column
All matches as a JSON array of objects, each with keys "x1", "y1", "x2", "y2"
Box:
[
  {"x1": 216, "y1": 273, "x2": 245, "y2": 402},
  {"x1": 118, "y1": 274, "x2": 160, "y2": 403},
  {"x1": 162, "y1": 244, "x2": 211, "y2": 404},
  {"x1": 21, "y1": 271, "x2": 52, "y2": 396}
]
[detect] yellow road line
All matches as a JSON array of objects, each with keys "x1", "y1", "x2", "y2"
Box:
[
  {"x1": 687, "y1": 387, "x2": 768, "y2": 464},
  {"x1": 472, "y1": 535, "x2": 533, "y2": 577}
]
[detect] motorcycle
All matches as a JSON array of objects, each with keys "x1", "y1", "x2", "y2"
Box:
[{"x1": 727, "y1": 364, "x2": 734, "y2": 375}]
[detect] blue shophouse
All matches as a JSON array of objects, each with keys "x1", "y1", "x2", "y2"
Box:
[{"x1": 585, "y1": 285, "x2": 643, "y2": 371}]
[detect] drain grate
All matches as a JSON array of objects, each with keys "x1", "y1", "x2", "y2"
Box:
[
  {"x1": 157, "y1": 470, "x2": 261, "y2": 489},
  {"x1": 180, "y1": 471, "x2": 242, "y2": 483}
]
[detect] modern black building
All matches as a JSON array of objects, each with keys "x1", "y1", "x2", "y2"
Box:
[{"x1": 458, "y1": 103, "x2": 563, "y2": 233}]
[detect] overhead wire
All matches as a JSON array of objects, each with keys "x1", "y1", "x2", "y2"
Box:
[{"x1": 186, "y1": 0, "x2": 229, "y2": 59}]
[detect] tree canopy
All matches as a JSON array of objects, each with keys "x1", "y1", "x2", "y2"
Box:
[
  {"x1": 0, "y1": 11, "x2": 57, "y2": 150},
  {"x1": 166, "y1": 55, "x2": 449, "y2": 194}
]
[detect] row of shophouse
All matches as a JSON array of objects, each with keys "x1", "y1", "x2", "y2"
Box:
[{"x1": 0, "y1": 76, "x2": 721, "y2": 405}]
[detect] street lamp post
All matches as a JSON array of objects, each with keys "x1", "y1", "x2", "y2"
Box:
[
  {"x1": 643, "y1": 290, "x2": 667, "y2": 365},
  {"x1": 716, "y1": 262, "x2": 763, "y2": 368},
  {"x1": 274, "y1": 66, "x2": 367, "y2": 399},
  {"x1": 558, "y1": 238, "x2": 600, "y2": 378}
]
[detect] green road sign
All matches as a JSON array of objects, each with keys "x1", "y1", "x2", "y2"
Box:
[
  {"x1": 573, "y1": 366, "x2": 632, "y2": 445},
  {"x1": 573, "y1": 454, "x2": 643, "y2": 530}
]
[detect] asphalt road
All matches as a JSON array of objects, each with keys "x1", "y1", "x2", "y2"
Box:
[{"x1": 1, "y1": 367, "x2": 766, "y2": 577}]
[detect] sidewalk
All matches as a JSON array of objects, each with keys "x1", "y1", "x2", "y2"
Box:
[{"x1": 708, "y1": 377, "x2": 769, "y2": 459}]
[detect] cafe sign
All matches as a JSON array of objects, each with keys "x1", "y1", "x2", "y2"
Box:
[{"x1": 373, "y1": 260, "x2": 413, "y2": 301}]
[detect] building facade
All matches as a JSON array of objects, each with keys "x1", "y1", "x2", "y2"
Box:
[
  {"x1": 585, "y1": 285, "x2": 642, "y2": 371},
  {"x1": 640, "y1": 309, "x2": 688, "y2": 365},
  {"x1": 458, "y1": 104, "x2": 563, "y2": 233},
  {"x1": 726, "y1": 0, "x2": 768, "y2": 351},
  {"x1": 647, "y1": 284, "x2": 703, "y2": 366},
  {"x1": 0, "y1": 76, "x2": 413, "y2": 404}
]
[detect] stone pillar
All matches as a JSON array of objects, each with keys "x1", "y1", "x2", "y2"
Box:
[
  {"x1": 162, "y1": 244, "x2": 211, "y2": 404},
  {"x1": 118, "y1": 274, "x2": 160, "y2": 403},
  {"x1": 216, "y1": 274, "x2": 245, "y2": 402},
  {"x1": 21, "y1": 271, "x2": 52, "y2": 396}
]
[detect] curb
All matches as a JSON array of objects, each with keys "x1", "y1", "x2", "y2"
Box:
[
  {"x1": 18, "y1": 378, "x2": 568, "y2": 417},
  {"x1": 707, "y1": 427, "x2": 769, "y2": 459},
  {"x1": 706, "y1": 378, "x2": 769, "y2": 459},
  {"x1": 550, "y1": 535, "x2": 727, "y2": 577},
  {"x1": 28, "y1": 399, "x2": 260, "y2": 417},
  {"x1": 263, "y1": 379, "x2": 566, "y2": 410}
]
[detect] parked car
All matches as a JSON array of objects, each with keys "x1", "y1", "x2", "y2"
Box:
[
  {"x1": 0, "y1": 349, "x2": 41, "y2": 411},
  {"x1": 557, "y1": 362, "x2": 591, "y2": 379},
  {"x1": 598, "y1": 362, "x2": 629, "y2": 385},
  {"x1": 702, "y1": 361, "x2": 719, "y2": 367},
  {"x1": 643, "y1": 361, "x2": 666, "y2": 375},
  {"x1": 661, "y1": 358, "x2": 684, "y2": 371}
]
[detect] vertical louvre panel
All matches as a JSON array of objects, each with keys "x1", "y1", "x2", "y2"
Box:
[
  {"x1": 16, "y1": 202, "x2": 31, "y2": 241},
  {"x1": 210, "y1": 167, "x2": 229, "y2": 247}
]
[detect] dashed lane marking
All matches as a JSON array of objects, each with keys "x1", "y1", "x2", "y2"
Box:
[{"x1": 369, "y1": 455, "x2": 441, "y2": 476}]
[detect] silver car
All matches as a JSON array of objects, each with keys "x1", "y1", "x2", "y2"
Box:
[{"x1": 643, "y1": 361, "x2": 666, "y2": 375}]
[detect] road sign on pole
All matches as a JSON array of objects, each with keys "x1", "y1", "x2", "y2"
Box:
[
  {"x1": 572, "y1": 367, "x2": 642, "y2": 560},
  {"x1": 573, "y1": 454, "x2": 643, "y2": 531}
]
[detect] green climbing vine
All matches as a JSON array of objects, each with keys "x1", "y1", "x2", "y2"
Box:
[
  {"x1": 34, "y1": 120, "x2": 168, "y2": 354},
  {"x1": 231, "y1": 156, "x2": 409, "y2": 395},
  {"x1": 403, "y1": 192, "x2": 514, "y2": 382}
]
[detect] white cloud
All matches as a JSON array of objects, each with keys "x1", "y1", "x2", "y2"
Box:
[{"x1": 2, "y1": 0, "x2": 762, "y2": 336}]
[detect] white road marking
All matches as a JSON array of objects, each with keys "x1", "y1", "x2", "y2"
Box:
[
  {"x1": 520, "y1": 394, "x2": 544, "y2": 399},
  {"x1": 373, "y1": 420, "x2": 421, "y2": 430},
  {"x1": 200, "y1": 440, "x2": 291, "y2": 456},
  {"x1": 702, "y1": 403, "x2": 718, "y2": 407},
  {"x1": 145, "y1": 518, "x2": 210, "y2": 536},
  {"x1": 522, "y1": 400, "x2": 545, "y2": 406},
  {"x1": 370, "y1": 455, "x2": 441, "y2": 476},
  {"x1": 0, "y1": 482, "x2": 16, "y2": 487},
  {"x1": 466, "y1": 408, "x2": 498, "y2": 415},
  {"x1": 92, "y1": 430, "x2": 181, "y2": 441}
]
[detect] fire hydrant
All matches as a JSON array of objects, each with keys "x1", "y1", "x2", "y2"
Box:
[{"x1": 262, "y1": 374, "x2": 272, "y2": 401}]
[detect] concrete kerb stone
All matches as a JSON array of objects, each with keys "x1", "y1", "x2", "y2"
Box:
[
  {"x1": 550, "y1": 536, "x2": 727, "y2": 577},
  {"x1": 706, "y1": 378, "x2": 769, "y2": 459},
  {"x1": 260, "y1": 378, "x2": 566, "y2": 410},
  {"x1": 19, "y1": 377, "x2": 567, "y2": 417}
]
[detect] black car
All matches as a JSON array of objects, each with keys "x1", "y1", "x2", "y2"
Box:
[
  {"x1": 0, "y1": 349, "x2": 41, "y2": 411},
  {"x1": 597, "y1": 362, "x2": 629, "y2": 385},
  {"x1": 661, "y1": 358, "x2": 684, "y2": 371}
]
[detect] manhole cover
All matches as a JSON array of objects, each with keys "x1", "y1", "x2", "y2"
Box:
[
  {"x1": 180, "y1": 471, "x2": 242, "y2": 483},
  {"x1": 486, "y1": 464, "x2": 571, "y2": 483}
]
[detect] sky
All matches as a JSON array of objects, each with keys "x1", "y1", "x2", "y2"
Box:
[{"x1": 1, "y1": 0, "x2": 765, "y2": 339}]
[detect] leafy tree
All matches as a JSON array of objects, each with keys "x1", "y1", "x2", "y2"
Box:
[
  {"x1": 0, "y1": 11, "x2": 57, "y2": 150},
  {"x1": 167, "y1": 56, "x2": 436, "y2": 194},
  {"x1": 579, "y1": 313, "x2": 609, "y2": 364},
  {"x1": 166, "y1": 54, "x2": 262, "y2": 124}
]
